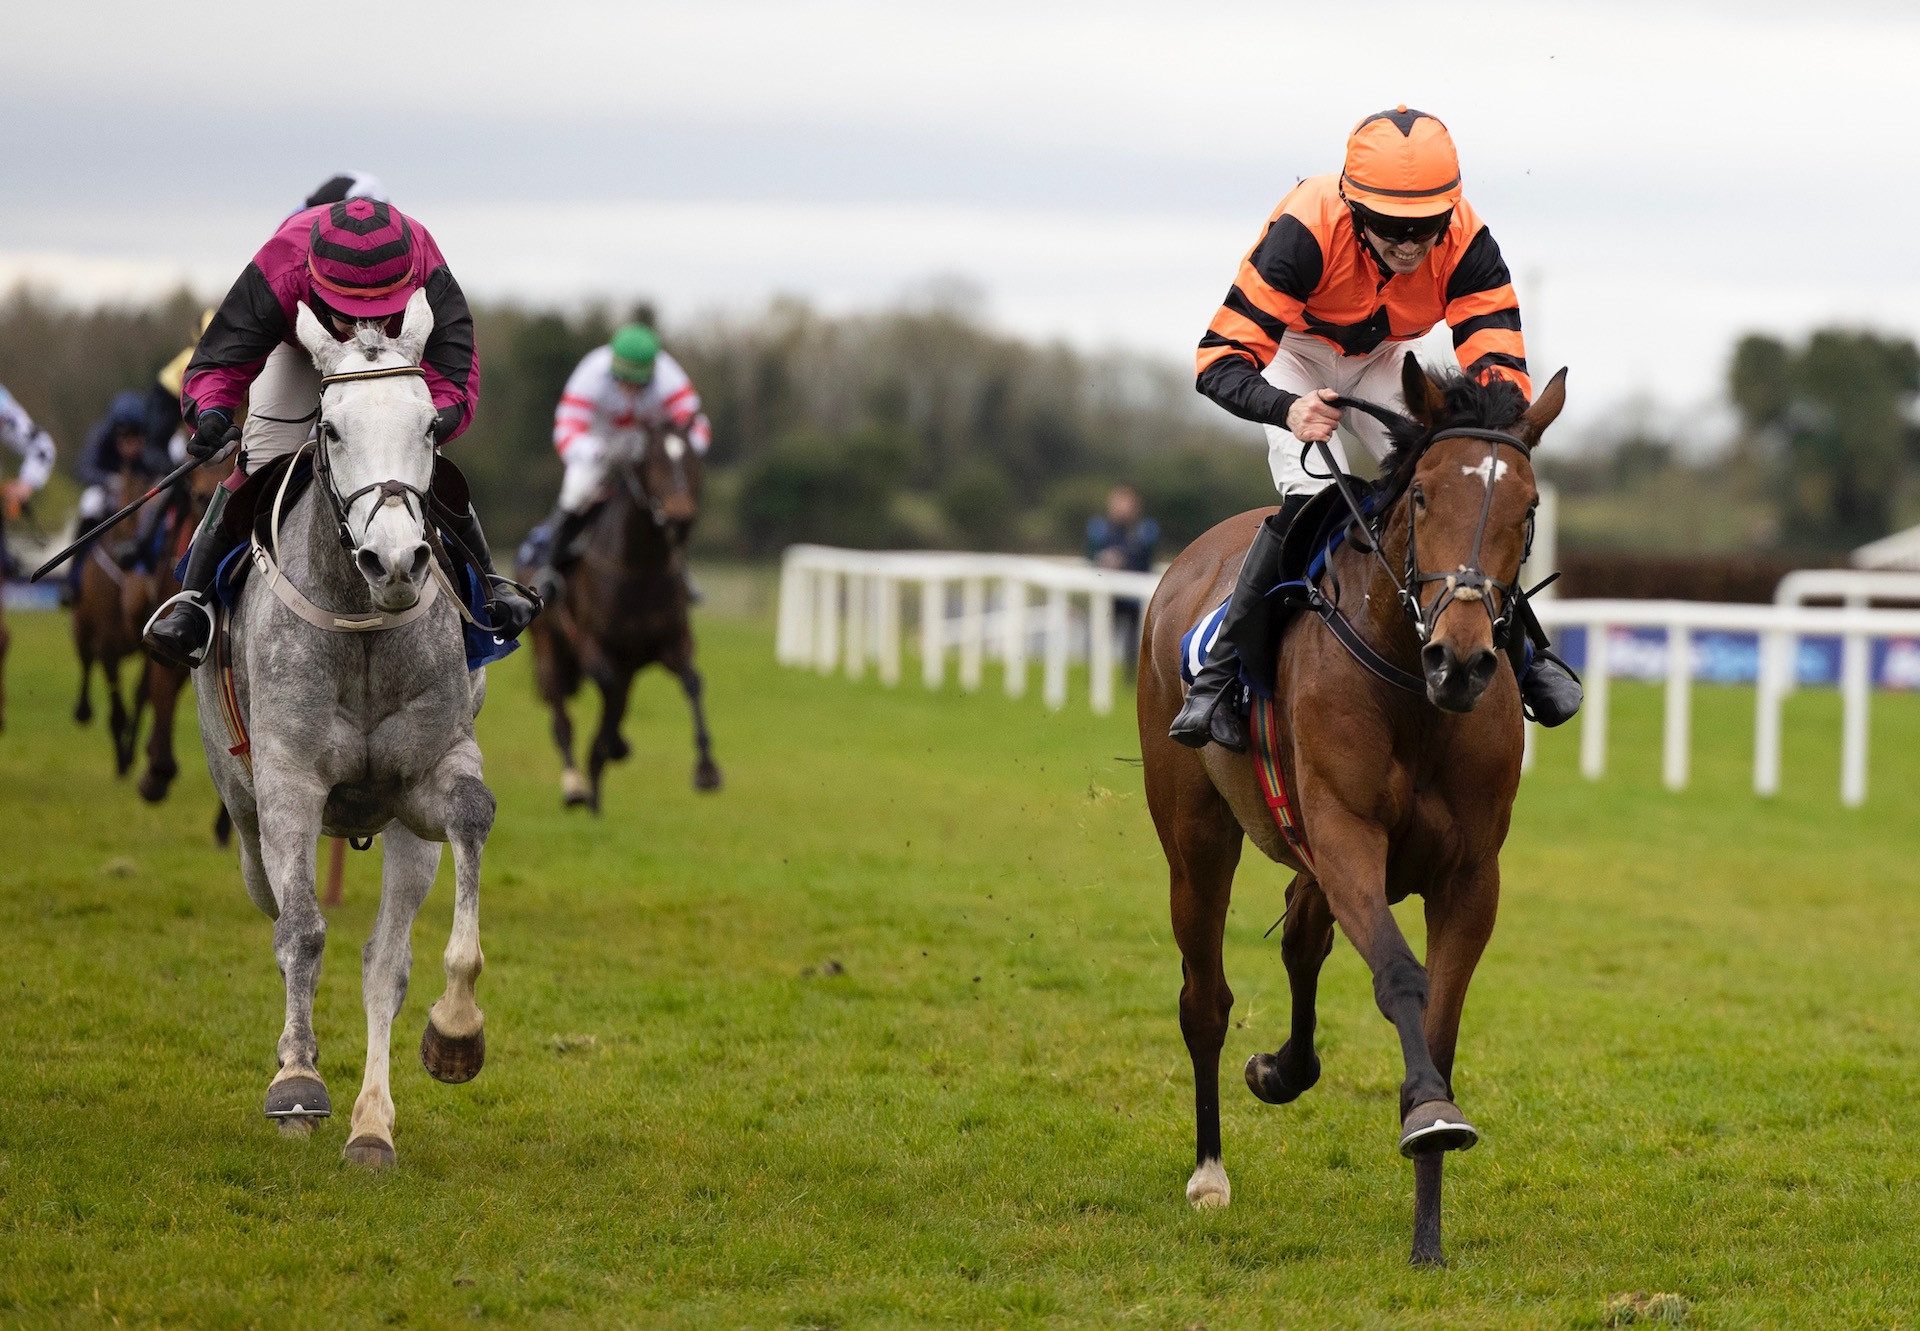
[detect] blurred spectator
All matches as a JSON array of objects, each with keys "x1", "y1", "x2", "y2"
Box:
[{"x1": 1086, "y1": 484, "x2": 1158, "y2": 672}]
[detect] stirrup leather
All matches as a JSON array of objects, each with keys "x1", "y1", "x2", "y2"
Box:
[{"x1": 144, "y1": 590, "x2": 217, "y2": 668}]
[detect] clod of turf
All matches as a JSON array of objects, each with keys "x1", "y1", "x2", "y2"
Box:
[
  {"x1": 547, "y1": 1033, "x2": 600, "y2": 1055},
  {"x1": 1606, "y1": 1291, "x2": 1692, "y2": 1325}
]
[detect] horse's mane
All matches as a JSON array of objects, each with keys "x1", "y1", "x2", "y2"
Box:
[{"x1": 1370, "y1": 372, "x2": 1529, "y2": 508}]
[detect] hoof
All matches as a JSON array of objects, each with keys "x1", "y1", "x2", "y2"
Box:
[
  {"x1": 1399, "y1": 1099, "x2": 1478, "y2": 1158},
  {"x1": 561, "y1": 769, "x2": 590, "y2": 808},
  {"x1": 343, "y1": 1134, "x2": 396, "y2": 1169},
  {"x1": 75, "y1": 702, "x2": 92, "y2": 725},
  {"x1": 1245, "y1": 1044, "x2": 1320, "y2": 1105},
  {"x1": 137, "y1": 765, "x2": 177, "y2": 804},
  {"x1": 264, "y1": 1073, "x2": 331, "y2": 1122},
  {"x1": 693, "y1": 761, "x2": 722, "y2": 792},
  {"x1": 606, "y1": 733, "x2": 631, "y2": 762},
  {"x1": 1185, "y1": 1158, "x2": 1231, "y2": 1210},
  {"x1": 421, "y1": 1021, "x2": 485, "y2": 1084}
]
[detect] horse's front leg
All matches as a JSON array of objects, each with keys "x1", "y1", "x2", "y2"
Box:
[
  {"x1": 105, "y1": 655, "x2": 134, "y2": 775},
  {"x1": 586, "y1": 669, "x2": 633, "y2": 814},
  {"x1": 1408, "y1": 863, "x2": 1501, "y2": 1266},
  {"x1": 137, "y1": 663, "x2": 183, "y2": 803},
  {"x1": 416, "y1": 746, "x2": 494, "y2": 1086},
  {"x1": 343, "y1": 825, "x2": 441, "y2": 1168},
  {"x1": 252, "y1": 768, "x2": 332, "y2": 1128}
]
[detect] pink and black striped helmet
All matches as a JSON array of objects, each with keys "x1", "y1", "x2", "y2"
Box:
[{"x1": 306, "y1": 199, "x2": 419, "y2": 319}]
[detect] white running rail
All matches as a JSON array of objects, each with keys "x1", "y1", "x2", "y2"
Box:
[{"x1": 777, "y1": 547, "x2": 1920, "y2": 807}]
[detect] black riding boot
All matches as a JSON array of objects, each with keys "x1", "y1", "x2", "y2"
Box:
[
  {"x1": 142, "y1": 485, "x2": 236, "y2": 670},
  {"x1": 1505, "y1": 588, "x2": 1582, "y2": 727},
  {"x1": 531, "y1": 506, "x2": 593, "y2": 605},
  {"x1": 1169, "y1": 494, "x2": 1306, "y2": 753},
  {"x1": 441, "y1": 501, "x2": 538, "y2": 640}
]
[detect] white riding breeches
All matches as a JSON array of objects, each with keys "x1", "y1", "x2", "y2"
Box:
[
  {"x1": 239, "y1": 343, "x2": 323, "y2": 471},
  {"x1": 1261, "y1": 336, "x2": 1412, "y2": 497},
  {"x1": 557, "y1": 432, "x2": 643, "y2": 514}
]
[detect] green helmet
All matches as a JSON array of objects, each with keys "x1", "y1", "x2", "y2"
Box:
[{"x1": 610, "y1": 323, "x2": 661, "y2": 384}]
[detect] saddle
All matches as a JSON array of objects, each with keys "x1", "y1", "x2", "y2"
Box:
[{"x1": 1236, "y1": 485, "x2": 1381, "y2": 698}]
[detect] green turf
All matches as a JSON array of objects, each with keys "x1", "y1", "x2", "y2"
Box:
[{"x1": 2, "y1": 597, "x2": 1918, "y2": 1329}]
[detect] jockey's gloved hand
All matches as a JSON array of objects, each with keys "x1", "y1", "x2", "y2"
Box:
[
  {"x1": 430, "y1": 405, "x2": 462, "y2": 445},
  {"x1": 187, "y1": 408, "x2": 239, "y2": 460}
]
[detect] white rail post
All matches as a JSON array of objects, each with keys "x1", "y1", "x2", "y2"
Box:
[
  {"x1": 812, "y1": 567, "x2": 840, "y2": 674},
  {"x1": 1088, "y1": 591, "x2": 1116, "y2": 715},
  {"x1": 1663, "y1": 621, "x2": 1692, "y2": 791},
  {"x1": 1001, "y1": 575, "x2": 1029, "y2": 698},
  {"x1": 1755, "y1": 628, "x2": 1786, "y2": 798},
  {"x1": 1521, "y1": 720, "x2": 1536, "y2": 772},
  {"x1": 875, "y1": 575, "x2": 901, "y2": 686},
  {"x1": 1841, "y1": 630, "x2": 1870, "y2": 808},
  {"x1": 776, "y1": 552, "x2": 811, "y2": 665},
  {"x1": 1580, "y1": 622, "x2": 1610, "y2": 781},
  {"x1": 1043, "y1": 586, "x2": 1070, "y2": 711},
  {"x1": 959, "y1": 576, "x2": 985, "y2": 692},
  {"x1": 843, "y1": 571, "x2": 867, "y2": 680},
  {"x1": 921, "y1": 577, "x2": 945, "y2": 689}
]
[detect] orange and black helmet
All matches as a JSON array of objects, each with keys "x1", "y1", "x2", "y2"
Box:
[{"x1": 1341, "y1": 106, "x2": 1463, "y2": 219}]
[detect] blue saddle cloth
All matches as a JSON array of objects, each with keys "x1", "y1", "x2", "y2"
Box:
[{"x1": 1177, "y1": 490, "x2": 1371, "y2": 693}]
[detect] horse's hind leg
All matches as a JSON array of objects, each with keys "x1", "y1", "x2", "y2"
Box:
[
  {"x1": 666, "y1": 642, "x2": 721, "y2": 792},
  {"x1": 1406, "y1": 866, "x2": 1500, "y2": 1267},
  {"x1": 1246, "y1": 873, "x2": 1333, "y2": 1105},
  {"x1": 1150, "y1": 769, "x2": 1244, "y2": 1210},
  {"x1": 138, "y1": 663, "x2": 183, "y2": 803},
  {"x1": 420, "y1": 754, "x2": 494, "y2": 1086},
  {"x1": 252, "y1": 778, "x2": 332, "y2": 1129},
  {"x1": 344, "y1": 825, "x2": 440, "y2": 1168}
]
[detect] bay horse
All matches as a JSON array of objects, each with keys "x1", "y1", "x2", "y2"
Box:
[
  {"x1": 1138, "y1": 354, "x2": 1566, "y2": 1266},
  {"x1": 193, "y1": 292, "x2": 499, "y2": 1167},
  {"x1": 523, "y1": 421, "x2": 720, "y2": 811},
  {"x1": 72, "y1": 464, "x2": 162, "y2": 775},
  {"x1": 129, "y1": 454, "x2": 234, "y2": 803}
]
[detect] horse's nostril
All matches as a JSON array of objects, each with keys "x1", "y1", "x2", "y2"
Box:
[
  {"x1": 1466, "y1": 648, "x2": 1500, "y2": 690},
  {"x1": 403, "y1": 544, "x2": 432, "y2": 584},
  {"x1": 356, "y1": 548, "x2": 389, "y2": 582},
  {"x1": 1421, "y1": 643, "x2": 1453, "y2": 679}
]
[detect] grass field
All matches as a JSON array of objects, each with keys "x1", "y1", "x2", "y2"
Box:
[{"x1": 3, "y1": 591, "x2": 1919, "y2": 1329}]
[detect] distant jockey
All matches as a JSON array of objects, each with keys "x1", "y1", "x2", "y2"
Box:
[
  {"x1": 142, "y1": 196, "x2": 535, "y2": 669},
  {"x1": 525, "y1": 323, "x2": 711, "y2": 601},
  {"x1": 0, "y1": 385, "x2": 57, "y2": 573}
]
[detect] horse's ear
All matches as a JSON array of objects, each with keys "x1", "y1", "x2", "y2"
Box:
[
  {"x1": 394, "y1": 289, "x2": 434, "y2": 365},
  {"x1": 295, "y1": 302, "x2": 346, "y2": 377},
  {"x1": 1518, "y1": 368, "x2": 1568, "y2": 448},
  {"x1": 1400, "y1": 351, "x2": 1446, "y2": 426}
]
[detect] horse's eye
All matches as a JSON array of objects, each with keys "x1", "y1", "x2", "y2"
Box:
[
  {"x1": 320, "y1": 421, "x2": 338, "y2": 441},
  {"x1": 1411, "y1": 486, "x2": 1427, "y2": 511}
]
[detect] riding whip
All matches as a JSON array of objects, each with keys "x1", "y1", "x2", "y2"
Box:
[{"x1": 28, "y1": 441, "x2": 235, "y2": 582}]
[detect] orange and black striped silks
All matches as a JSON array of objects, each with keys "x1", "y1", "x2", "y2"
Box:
[{"x1": 1195, "y1": 175, "x2": 1529, "y2": 427}]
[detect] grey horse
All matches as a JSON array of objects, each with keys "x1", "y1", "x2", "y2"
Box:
[{"x1": 193, "y1": 291, "x2": 495, "y2": 1168}]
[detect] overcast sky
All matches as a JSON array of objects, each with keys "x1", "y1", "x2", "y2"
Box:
[{"x1": 4, "y1": 0, "x2": 1917, "y2": 442}]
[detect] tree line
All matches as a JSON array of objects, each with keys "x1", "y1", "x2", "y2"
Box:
[{"x1": 3, "y1": 284, "x2": 1914, "y2": 562}]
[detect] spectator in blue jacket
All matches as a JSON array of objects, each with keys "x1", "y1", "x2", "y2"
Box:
[{"x1": 1086, "y1": 484, "x2": 1158, "y2": 673}]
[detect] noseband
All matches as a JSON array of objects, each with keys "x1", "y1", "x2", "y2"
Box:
[{"x1": 314, "y1": 364, "x2": 432, "y2": 554}]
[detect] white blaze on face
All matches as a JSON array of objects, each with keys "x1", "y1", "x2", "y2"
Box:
[{"x1": 1462, "y1": 456, "x2": 1510, "y2": 487}]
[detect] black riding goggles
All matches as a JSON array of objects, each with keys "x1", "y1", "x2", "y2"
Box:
[{"x1": 1352, "y1": 206, "x2": 1452, "y2": 246}]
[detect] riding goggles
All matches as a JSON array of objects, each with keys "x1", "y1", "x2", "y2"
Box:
[{"x1": 1352, "y1": 205, "x2": 1453, "y2": 246}]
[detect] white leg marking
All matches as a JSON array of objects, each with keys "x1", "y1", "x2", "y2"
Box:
[{"x1": 1186, "y1": 1158, "x2": 1231, "y2": 1210}]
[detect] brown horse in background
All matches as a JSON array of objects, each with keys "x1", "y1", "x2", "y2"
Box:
[
  {"x1": 72, "y1": 465, "x2": 162, "y2": 775},
  {"x1": 1138, "y1": 355, "x2": 1565, "y2": 1266},
  {"x1": 128, "y1": 454, "x2": 233, "y2": 803},
  {"x1": 523, "y1": 423, "x2": 721, "y2": 812}
]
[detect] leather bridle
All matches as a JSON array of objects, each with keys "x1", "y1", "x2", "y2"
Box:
[
  {"x1": 314, "y1": 364, "x2": 432, "y2": 555},
  {"x1": 1401, "y1": 427, "x2": 1535, "y2": 651}
]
